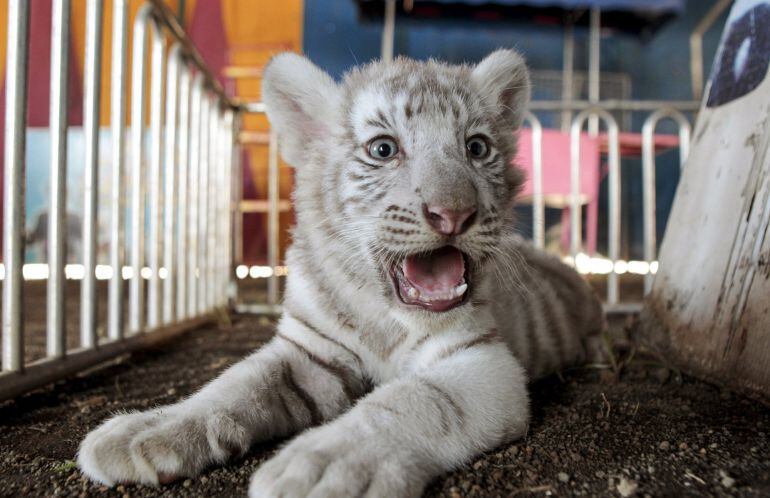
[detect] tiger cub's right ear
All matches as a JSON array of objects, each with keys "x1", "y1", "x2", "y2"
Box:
[{"x1": 262, "y1": 53, "x2": 341, "y2": 167}]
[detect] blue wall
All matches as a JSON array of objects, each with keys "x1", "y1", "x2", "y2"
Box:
[{"x1": 303, "y1": 0, "x2": 728, "y2": 258}]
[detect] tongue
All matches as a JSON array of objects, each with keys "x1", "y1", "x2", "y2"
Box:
[{"x1": 403, "y1": 246, "x2": 465, "y2": 292}]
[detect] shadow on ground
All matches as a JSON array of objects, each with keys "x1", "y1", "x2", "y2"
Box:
[{"x1": 1, "y1": 314, "x2": 768, "y2": 497}]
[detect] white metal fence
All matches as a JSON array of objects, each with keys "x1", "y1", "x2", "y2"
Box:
[{"x1": 0, "y1": 0, "x2": 239, "y2": 400}]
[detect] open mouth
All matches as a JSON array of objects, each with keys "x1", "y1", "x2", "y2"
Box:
[{"x1": 391, "y1": 246, "x2": 471, "y2": 312}]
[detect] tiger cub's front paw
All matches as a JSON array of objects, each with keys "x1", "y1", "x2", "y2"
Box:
[
  {"x1": 78, "y1": 408, "x2": 250, "y2": 486},
  {"x1": 249, "y1": 423, "x2": 426, "y2": 498}
]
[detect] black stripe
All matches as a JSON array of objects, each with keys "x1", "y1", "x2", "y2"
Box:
[
  {"x1": 277, "y1": 332, "x2": 360, "y2": 401},
  {"x1": 282, "y1": 362, "x2": 322, "y2": 425},
  {"x1": 352, "y1": 156, "x2": 381, "y2": 169},
  {"x1": 434, "y1": 330, "x2": 501, "y2": 363},
  {"x1": 290, "y1": 313, "x2": 363, "y2": 369}
]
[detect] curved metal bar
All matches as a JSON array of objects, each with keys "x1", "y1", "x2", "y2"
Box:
[
  {"x1": 523, "y1": 112, "x2": 544, "y2": 249},
  {"x1": 80, "y1": 0, "x2": 104, "y2": 349},
  {"x1": 570, "y1": 107, "x2": 621, "y2": 304},
  {"x1": 162, "y1": 44, "x2": 182, "y2": 325},
  {"x1": 641, "y1": 107, "x2": 692, "y2": 295}
]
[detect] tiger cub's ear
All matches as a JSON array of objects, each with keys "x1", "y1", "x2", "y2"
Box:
[
  {"x1": 262, "y1": 53, "x2": 341, "y2": 167},
  {"x1": 471, "y1": 49, "x2": 531, "y2": 130}
]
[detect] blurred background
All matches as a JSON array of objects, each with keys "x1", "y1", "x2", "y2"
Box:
[{"x1": 0, "y1": 0, "x2": 728, "y2": 267}]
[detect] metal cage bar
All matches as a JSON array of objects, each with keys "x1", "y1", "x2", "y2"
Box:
[
  {"x1": 147, "y1": 20, "x2": 167, "y2": 329},
  {"x1": 641, "y1": 108, "x2": 692, "y2": 294},
  {"x1": 570, "y1": 108, "x2": 622, "y2": 304},
  {"x1": 0, "y1": 0, "x2": 241, "y2": 402},
  {"x1": 80, "y1": 0, "x2": 104, "y2": 349},
  {"x1": 162, "y1": 44, "x2": 182, "y2": 324},
  {"x1": 176, "y1": 67, "x2": 192, "y2": 319},
  {"x1": 46, "y1": 0, "x2": 72, "y2": 359},
  {"x1": 523, "y1": 112, "x2": 544, "y2": 249},
  {"x1": 1, "y1": 0, "x2": 30, "y2": 373},
  {"x1": 108, "y1": 0, "x2": 129, "y2": 341}
]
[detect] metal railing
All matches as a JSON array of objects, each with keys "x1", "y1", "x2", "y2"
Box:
[{"x1": 0, "y1": 0, "x2": 240, "y2": 401}]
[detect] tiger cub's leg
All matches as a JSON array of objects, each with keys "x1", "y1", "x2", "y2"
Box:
[
  {"x1": 77, "y1": 315, "x2": 367, "y2": 486},
  {"x1": 249, "y1": 333, "x2": 529, "y2": 498}
]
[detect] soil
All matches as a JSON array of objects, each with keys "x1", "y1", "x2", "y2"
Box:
[{"x1": 1, "y1": 313, "x2": 769, "y2": 498}]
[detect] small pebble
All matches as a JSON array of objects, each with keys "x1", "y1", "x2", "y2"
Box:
[
  {"x1": 558, "y1": 472, "x2": 570, "y2": 483},
  {"x1": 617, "y1": 477, "x2": 638, "y2": 497},
  {"x1": 720, "y1": 470, "x2": 735, "y2": 488},
  {"x1": 659, "y1": 441, "x2": 671, "y2": 451},
  {"x1": 183, "y1": 479, "x2": 192, "y2": 488}
]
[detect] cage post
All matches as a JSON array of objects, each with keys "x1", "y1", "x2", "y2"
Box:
[
  {"x1": 222, "y1": 110, "x2": 235, "y2": 305},
  {"x1": 206, "y1": 103, "x2": 219, "y2": 310},
  {"x1": 524, "y1": 112, "x2": 544, "y2": 249},
  {"x1": 47, "y1": 0, "x2": 72, "y2": 359},
  {"x1": 163, "y1": 45, "x2": 182, "y2": 324},
  {"x1": 570, "y1": 108, "x2": 621, "y2": 304},
  {"x1": 197, "y1": 94, "x2": 210, "y2": 314},
  {"x1": 267, "y1": 130, "x2": 280, "y2": 305},
  {"x1": 641, "y1": 108, "x2": 691, "y2": 294},
  {"x1": 1, "y1": 0, "x2": 30, "y2": 373},
  {"x1": 108, "y1": 0, "x2": 129, "y2": 341},
  {"x1": 188, "y1": 75, "x2": 203, "y2": 316},
  {"x1": 176, "y1": 67, "x2": 192, "y2": 319},
  {"x1": 80, "y1": 0, "x2": 104, "y2": 349},
  {"x1": 129, "y1": 6, "x2": 154, "y2": 334},
  {"x1": 147, "y1": 21, "x2": 166, "y2": 329}
]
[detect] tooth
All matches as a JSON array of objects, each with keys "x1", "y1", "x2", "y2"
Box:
[
  {"x1": 407, "y1": 287, "x2": 419, "y2": 299},
  {"x1": 454, "y1": 283, "x2": 468, "y2": 297}
]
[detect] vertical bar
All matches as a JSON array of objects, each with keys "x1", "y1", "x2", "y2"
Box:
[
  {"x1": 206, "y1": 103, "x2": 218, "y2": 310},
  {"x1": 641, "y1": 109, "x2": 691, "y2": 295},
  {"x1": 606, "y1": 120, "x2": 621, "y2": 305},
  {"x1": 80, "y1": 0, "x2": 104, "y2": 349},
  {"x1": 197, "y1": 94, "x2": 209, "y2": 313},
  {"x1": 524, "y1": 113, "x2": 544, "y2": 249},
  {"x1": 163, "y1": 45, "x2": 181, "y2": 324},
  {"x1": 2, "y1": 0, "x2": 30, "y2": 372},
  {"x1": 381, "y1": 0, "x2": 396, "y2": 63},
  {"x1": 560, "y1": 21, "x2": 574, "y2": 132},
  {"x1": 177, "y1": 67, "x2": 191, "y2": 318},
  {"x1": 129, "y1": 7, "x2": 152, "y2": 334},
  {"x1": 147, "y1": 22, "x2": 166, "y2": 329},
  {"x1": 47, "y1": 0, "x2": 72, "y2": 359},
  {"x1": 188, "y1": 76, "x2": 202, "y2": 316},
  {"x1": 222, "y1": 110, "x2": 235, "y2": 305},
  {"x1": 267, "y1": 130, "x2": 280, "y2": 305},
  {"x1": 588, "y1": 7, "x2": 600, "y2": 136},
  {"x1": 108, "y1": 0, "x2": 129, "y2": 341},
  {"x1": 233, "y1": 115, "x2": 243, "y2": 282},
  {"x1": 569, "y1": 118, "x2": 582, "y2": 260}
]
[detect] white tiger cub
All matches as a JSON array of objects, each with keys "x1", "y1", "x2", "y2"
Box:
[{"x1": 78, "y1": 50, "x2": 604, "y2": 497}]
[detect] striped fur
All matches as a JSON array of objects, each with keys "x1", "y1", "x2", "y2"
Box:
[{"x1": 78, "y1": 51, "x2": 604, "y2": 497}]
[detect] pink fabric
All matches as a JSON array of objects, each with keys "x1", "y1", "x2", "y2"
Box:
[
  {"x1": 514, "y1": 128, "x2": 602, "y2": 254},
  {"x1": 515, "y1": 128, "x2": 601, "y2": 202}
]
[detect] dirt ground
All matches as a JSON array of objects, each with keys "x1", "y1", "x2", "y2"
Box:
[{"x1": 1, "y1": 313, "x2": 769, "y2": 498}]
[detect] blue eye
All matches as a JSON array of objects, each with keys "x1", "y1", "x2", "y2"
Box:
[
  {"x1": 368, "y1": 137, "x2": 398, "y2": 160},
  {"x1": 466, "y1": 136, "x2": 489, "y2": 159}
]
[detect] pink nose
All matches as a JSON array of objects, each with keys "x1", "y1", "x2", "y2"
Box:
[{"x1": 423, "y1": 204, "x2": 477, "y2": 235}]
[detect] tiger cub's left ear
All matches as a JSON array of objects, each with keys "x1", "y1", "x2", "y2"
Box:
[
  {"x1": 471, "y1": 49, "x2": 531, "y2": 129},
  {"x1": 262, "y1": 53, "x2": 342, "y2": 167}
]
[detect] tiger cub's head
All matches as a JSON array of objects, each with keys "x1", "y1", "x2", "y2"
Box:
[{"x1": 263, "y1": 50, "x2": 529, "y2": 314}]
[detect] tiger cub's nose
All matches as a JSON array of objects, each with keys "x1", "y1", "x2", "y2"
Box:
[{"x1": 422, "y1": 204, "x2": 477, "y2": 236}]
